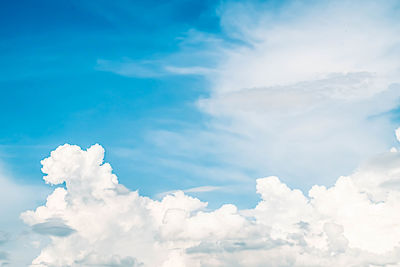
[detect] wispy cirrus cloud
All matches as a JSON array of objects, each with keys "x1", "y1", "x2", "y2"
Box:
[
  {"x1": 96, "y1": 59, "x2": 165, "y2": 78},
  {"x1": 96, "y1": 58, "x2": 215, "y2": 78},
  {"x1": 145, "y1": 0, "x2": 400, "y2": 191},
  {"x1": 98, "y1": 0, "x2": 400, "y2": 193},
  {"x1": 164, "y1": 65, "x2": 215, "y2": 76},
  {"x1": 157, "y1": 185, "x2": 221, "y2": 199}
]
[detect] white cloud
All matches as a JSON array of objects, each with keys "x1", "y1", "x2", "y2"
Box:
[
  {"x1": 184, "y1": 185, "x2": 220, "y2": 193},
  {"x1": 97, "y1": 59, "x2": 214, "y2": 78},
  {"x1": 17, "y1": 1, "x2": 400, "y2": 266},
  {"x1": 164, "y1": 66, "x2": 214, "y2": 76},
  {"x1": 21, "y1": 141, "x2": 400, "y2": 266},
  {"x1": 213, "y1": 0, "x2": 400, "y2": 93},
  {"x1": 96, "y1": 59, "x2": 165, "y2": 78},
  {"x1": 180, "y1": 0, "x2": 400, "y2": 188},
  {"x1": 157, "y1": 186, "x2": 221, "y2": 199},
  {"x1": 396, "y1": 127, "x2": 400, "y2": 142},
  {"x1": 94, "y1": 0, "x2": 400, "y2": 191}
]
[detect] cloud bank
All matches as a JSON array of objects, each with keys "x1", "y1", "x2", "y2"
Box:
[{"x1": 21, "y1": 136, "x2": 400, "y2": 266}]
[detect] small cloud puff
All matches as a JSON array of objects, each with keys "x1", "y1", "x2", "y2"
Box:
[
  {"x1": 21, "y1": 137, "x2": 400, "y2": 266},
  {"x1": 396, "y1": 127, "x2": 400, "y2": 142}
]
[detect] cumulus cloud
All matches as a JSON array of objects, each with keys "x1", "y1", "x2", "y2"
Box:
[{"x1": 21, "y1": 138, "x2": 400, "y2": 266}]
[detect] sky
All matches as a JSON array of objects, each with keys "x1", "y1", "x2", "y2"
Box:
[{"x1": 1, "y1": 0, "x2": 400, "y2": 266}]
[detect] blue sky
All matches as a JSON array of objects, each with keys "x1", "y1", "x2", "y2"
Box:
[
  {"x1": 2, "y1": 0, "x2": 400, "y2": 266},
  {"x1": 2, "y1": 0, "x2": 400, "y2": 211},
  {"x1": 0, "y1": 0, "x2": 234, "y2": 204}
]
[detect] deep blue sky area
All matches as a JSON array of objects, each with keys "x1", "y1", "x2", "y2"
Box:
[{"x1": 0, "y1": 0, "x2": 234, "y2": 204}]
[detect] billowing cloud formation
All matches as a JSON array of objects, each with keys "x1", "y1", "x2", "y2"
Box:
[{"x1": 21, "y1": 138, "x2": 400, "y2": 266}]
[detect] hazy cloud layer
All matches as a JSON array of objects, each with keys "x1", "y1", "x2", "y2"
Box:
[
  {"x1": 148, "y1": 0, "x2": 400, "y2": 189},
  {"x1": 0, "y1": 162, "x2": 51, "y2": 266},
  {"x1": 21, "y1": 137, "x2": 400, "y2": 266},
  {"x1": 93, "y1": 0, "x2": 400, "y2": 191},
  {"x1": 0, "y1": 251, "x2": 9, "y2": 261}
]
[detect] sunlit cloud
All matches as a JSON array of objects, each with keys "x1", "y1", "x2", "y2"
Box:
[{"x1": 21, "y1": 133, "x2": 400, "y2": 266}]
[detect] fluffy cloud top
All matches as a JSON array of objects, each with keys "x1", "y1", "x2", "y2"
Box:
[{"x1": 21, "y1": 136, "x2": 400, "y2": 266}]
